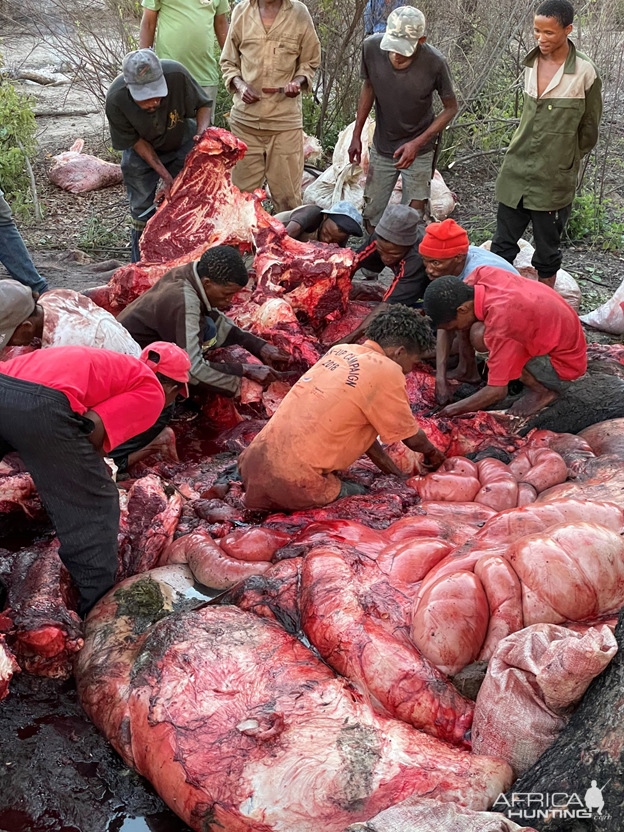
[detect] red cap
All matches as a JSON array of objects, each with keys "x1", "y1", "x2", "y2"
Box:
[
  {"x1": 141, "y1": 341, "x2": 191, "y2": 398},
  {"x1": 419, "y1": 218, "x2": 470, "y2": 259}
]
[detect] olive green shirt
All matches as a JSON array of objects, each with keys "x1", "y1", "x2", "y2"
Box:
[
  {"x1": 142, "y1": 0, "x2": 230, "y2": 87},
  {"x1": 496, "y1": 41, "x2": 602, "y2": 212}
]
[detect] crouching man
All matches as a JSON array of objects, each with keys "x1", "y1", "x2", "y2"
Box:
[
  {"x1": 423, "y1": 268, "x2": 587, "y2": 418},
  {"x1": 0, "y1": 342, "x2": 190, "y2": 616},
  {"x1": 239, "y1": 305, "x2": 445, "y2": 512},
  {"x1": 118, "y1": 245, "x2": 288, "y2": 397}
]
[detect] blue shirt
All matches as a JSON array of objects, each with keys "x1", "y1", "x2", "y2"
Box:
[
  {"x1": 458, "y1": 246, "x2": 519, "y2": 282},
  {"x1": 364, "y1": 0, "x2": 404, "y2": 35}
]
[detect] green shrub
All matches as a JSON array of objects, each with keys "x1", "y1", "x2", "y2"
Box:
[
  {"x1": 566, "y1": 192, "x2": 624, "y2": 253},
  {"x1": 0, "y1": 68, "x2": 38, "y2": 213}
]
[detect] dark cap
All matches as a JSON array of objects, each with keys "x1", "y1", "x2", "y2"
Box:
[
  {"x1": 122, "y1": 49, "x2": 168, "y2": 102},
  {"x1": 376, "y1": 204, "x2": 421, "y2": 246}
]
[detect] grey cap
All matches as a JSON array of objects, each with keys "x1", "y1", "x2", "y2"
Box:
[
  {"x1": 324, "y1": 200, "x2": 363, "y2": 237},
  {"x1": 380, "y1": 7, "x2": 426, "y2": 57},
  {"x1": 0, "y1": 280, "x2": 36, "y2": 349},
  {"x1": 122, "y1": 49, "x2": 168, "y2": 102},
  {"x1": 376, "y1": 204, "x2": 421, "y2": 246}
]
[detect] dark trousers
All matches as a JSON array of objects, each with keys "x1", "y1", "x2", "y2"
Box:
[
  {"x1": 491, "y1": 199, "x2": 573, "y2": 280},
  {"x1": 0, "y1": 375, "x2": 120, "y2": 616},
  {"x1": 109, "y1": 402, "x2": 175, "y2": 472},
  {"x1": 121, "y1": 139, "x2": 194, "y2": 262}
]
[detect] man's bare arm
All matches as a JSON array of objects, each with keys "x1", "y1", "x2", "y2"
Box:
[
  {"x1": 348, "y1": 80, "x2": 375, "y2": 164},
  {"x1": 366, "y1": 439, "x2": 405, "y2": 477},
  {"x1": 214, "y1": 13, "x2": 229, "y2": 49},
  {"x1": 438, "y1": 384, "x2": 507, "y2": 418},
  {"x1": 139, "y1": 9, "x2": 158, "y2": 48},
  {"x1": 393, "y1": 96, "x2": 458, "y2": 169},
  {"x1": 133, "y1": 138, "x2": 174, "y2": 198},
  {"x1": 403, "y1": 430, "x2": 445, "y2": 468},
  {"x1": 195, "y1": 105, "x2": 212, "y2": 138}
]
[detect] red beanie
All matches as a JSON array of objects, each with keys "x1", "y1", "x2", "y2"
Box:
[{"x1": 419, "y1": 218, "x2": 470, "y2": 258}]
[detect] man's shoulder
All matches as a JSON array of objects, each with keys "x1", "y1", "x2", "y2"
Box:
[
  {"x1": 288, "y1": 0, "x2": 316, "y2": 24},
  {"x1": 161, "y1": 60, "x2": 194, "y2": 80},
  {"x1": 362, "y1": 33, "x2": 384, "y2": 56},
  {"x1": 106, "y1": 74, "x2": 127, "y2": 102},
  {"x1": 574, "y1": 49, "x2": 601, "y2": 82},
  {"x1": 418, "y1": 42, "x2": 449, "y2": 68}
]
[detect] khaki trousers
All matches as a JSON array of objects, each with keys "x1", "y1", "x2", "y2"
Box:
[{"x1": 230, "y1": 122, "x2": 304, "y2": 213}]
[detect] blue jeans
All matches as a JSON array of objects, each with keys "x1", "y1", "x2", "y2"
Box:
[
  {"x1": 0, "y1": 188, "x2": 48, "y2": 294},
  {"x1": 121, "y1": 140, "x2": 194, "y2": 262}
]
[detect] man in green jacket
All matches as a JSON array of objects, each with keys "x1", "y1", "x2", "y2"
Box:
[{"x1": 492, "y1": 0, "x2": 602, "y2": 288}]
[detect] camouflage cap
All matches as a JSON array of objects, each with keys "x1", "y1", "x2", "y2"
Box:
[{"x1": 380, "y1": 7, "x2": 426, "y2": 57}]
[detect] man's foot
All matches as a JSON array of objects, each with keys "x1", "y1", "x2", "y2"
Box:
[
  {"x1": 508, "y1": 388, "x2": 559, "y2": 417},
  {"x1": 447, "y1": 365, "x2": 481, "y2": 384}
]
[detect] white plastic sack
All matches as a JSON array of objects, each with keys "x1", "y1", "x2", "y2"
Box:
[
  {"x1": 346, "y1": 796, "x2": 534, "y2": 832},
  {"x1": 303, "y1": 162, "x2": 364, "y2": 211},
  {"x1": 332, "y1": 117, "x2": 376, "y2": 172},
  {"x1": 430, "y1": 170, "x2": 457, "y2": 220},
  {"x1": 481, "y1": 239, "x2": 581, "y2": 311},
  {"x1": 302, "y1": 132, "x2": 323, "y2": 165},
  {"x1": 580, "y1": 278, "x2": 624, "y2": 334},
  {"x1": 472, "y1": 623, "x2": 617, "y2": 777}
]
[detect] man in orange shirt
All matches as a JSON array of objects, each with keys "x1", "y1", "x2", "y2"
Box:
[
  {"x1": 423, "y1": 268, "x2": 587, "y2": 417},
  {"x1": 239, "y1": 305, "x2": 445, "y2": 511}
]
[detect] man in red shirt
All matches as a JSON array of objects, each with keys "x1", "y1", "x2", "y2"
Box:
[
  {"x1": 423, "y1": 267, "x2": 586, "y2": 417},
  {"x1": 0, "y1": 342, "x2": 190, "y2": 615}
]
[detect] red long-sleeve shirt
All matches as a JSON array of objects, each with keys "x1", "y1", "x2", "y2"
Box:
[{"x1": 0, "y1": 346, "x2": 164, "y2": 453}]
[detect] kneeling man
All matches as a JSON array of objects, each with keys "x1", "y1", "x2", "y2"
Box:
[
  {"x1": 240, "y1": 305, "x2": 445, "y2": 511},
  {"x1": 423, "y1": 267, "x2": 587, "y2": 418}
]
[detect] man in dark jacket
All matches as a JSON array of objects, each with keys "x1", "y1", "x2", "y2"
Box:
[{"x1": 118, "y1": 245, "x2": 287, "y2": 397}]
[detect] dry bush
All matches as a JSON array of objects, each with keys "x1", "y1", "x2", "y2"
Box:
[{"x1": 20, "y1": 0, "x2": 138, "y2": 104}]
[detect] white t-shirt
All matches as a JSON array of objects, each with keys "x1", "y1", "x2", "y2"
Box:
[{"x1": 39, "y1": 289, "x2": 141, "y2": 357}]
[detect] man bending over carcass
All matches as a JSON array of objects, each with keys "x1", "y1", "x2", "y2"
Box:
[
  {"x1": 2, "y1": 279, "x2": 141, "y2": 357},
  {"x1": 0, "y1": 342, "x2": 190, "y2": 616},
  {"x1": 418, "y1": 218, "x2": 517, "y2": 404},
  {"x1": 423, "y1": 268, "x2": 587, "y2": 418},
  {"x1": 0, "y1": 280, "x2": 176, "y2": 471},
  {"x1": 106, "y1": 49, "x2": 212, "y2": 261},
  {"x1": 118, "y1": 245, "x2": 288, "y2": 400},
  {"x1": 239, "y1": 305, "x2": 446, "y2": 512},
  {"x1": 275, "y1": 200, "x2": 364, "y2": 247}
]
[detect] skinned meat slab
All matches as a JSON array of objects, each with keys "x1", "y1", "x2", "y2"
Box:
[
  {"x1": 75, "y1": 566, "x2": 512, "y2": 832},
  {"x1": 117, "y1": 475, "x2": 183, "y2": 580},
  {"x1": 0, "y1": 541, "x2": 83, "y2": 679},
  {"x1": 253, "y1": 225, "x2": 355, "y2": 325},
  {"x1": 86, "y1": 128, "x2": 356, "y2": 326}
]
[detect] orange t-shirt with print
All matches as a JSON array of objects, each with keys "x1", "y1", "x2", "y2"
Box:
[{"x1": 239, "y1": 340, "x2": 418, "y2": 511}]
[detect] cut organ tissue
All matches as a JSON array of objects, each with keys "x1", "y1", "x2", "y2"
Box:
[
  {"x1": 48, "y1": 139, "x2": 123, "y2": 193},
  {"x1": 411, "y1": 500, "x2": 624, "y2": 676},
  {"x1": 76, "y1": 566, "x2": 513, "y2": 832}
]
